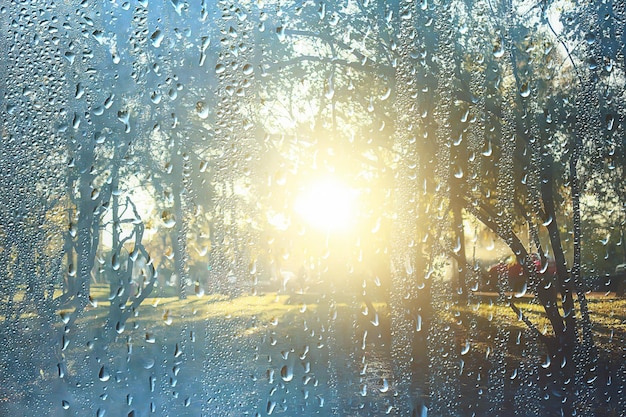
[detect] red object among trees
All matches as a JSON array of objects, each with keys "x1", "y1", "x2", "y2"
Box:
[{"x1": 486, "y1": 253, "x2": 557, "y2": 293}]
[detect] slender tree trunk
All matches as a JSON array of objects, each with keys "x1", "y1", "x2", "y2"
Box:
[
  {"x1": 452, "y1": 203, "x2": 468, "y2": 301},
  {"x1": 172, "y1": 167, "x2": 189, "y2": 300}
]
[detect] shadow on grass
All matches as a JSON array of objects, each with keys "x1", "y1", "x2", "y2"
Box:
[{"x1": 1, "y1": 290, "x2": 624, "y2": 416}]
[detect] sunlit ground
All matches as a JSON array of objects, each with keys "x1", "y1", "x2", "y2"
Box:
[
  {"x1": 75, "y1": 284, "x2": 625, "y2": 353},
  {"x1": 2, "y1": 285, "x2": 624, "y2": 416}
]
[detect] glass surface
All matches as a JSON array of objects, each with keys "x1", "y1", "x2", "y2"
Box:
[{"x1": 1, "y1": 1, "x2": 624, "y2": 416}]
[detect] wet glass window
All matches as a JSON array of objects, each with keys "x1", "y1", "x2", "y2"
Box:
[{"x1": 1, "y1": 1, "x2": 625, "y2": 416}]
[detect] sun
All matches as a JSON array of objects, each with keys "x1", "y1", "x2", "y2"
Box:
[{"x1": 294, "y1": 178, "x2": 357, "y2": 232}]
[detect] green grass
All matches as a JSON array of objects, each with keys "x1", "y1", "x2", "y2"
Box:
[
  {"x1": 3, "y1": 285, "x2": 624, "y2": 416},
  {"x1": 76, "y1": 285, "x2": 626, "y2": 352}
]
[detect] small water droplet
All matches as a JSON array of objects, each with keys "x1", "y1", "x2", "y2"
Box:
[
  {"x1": 379, "y1": 378, "x2": 389, "y2": 392},
  {"x1": 242, "y1": 63, "x2": 253, "y2": 75},
  {"x1": 64, "y1": 51, "x2": 75, "y2": 64},
  {"x1": 115, "y1": 321, "x2": 125, "y2": 334},
  {"x1": 453, "y1": 165, "x2": 463, "y2": 179},
  {"x1": 61, "y1": 334, "x2": 70, "y2": 351},
  {"x1": 405, "y1": 255, "x2": 413, "y2": 275},
  {"x1": 280, "y1": 365, "x2": 293, "y2": 382},
  {"x1": 75, "y1": 83, "x2": 85, "y2": 99},
  {"x1": 276, "y1": 26, "x2": 285, "y2": 42},
  {"x1": 162, "y1": 211, "x2": 176, "y2": 228},
  {"x1": 248, "y1": 260, "x2": 257, "y2": 274},
  {"x1": 324, "y1": 77, "x2": 334, "y2": 99},
  {"x1": 150, "y1": 30, "x2": 164, "y2": 47},
  {"x1": 99, "y1": 366, "x2": 110, "y2": 382},
  {"x1": 606, "y1": 114, "x2": 614, "y2": 131},
  {"x1": 461, "y1": 340, "x2": 470, "y2": 355},
  {"x1": 520, "y1": 82, "x2": 531, "y2": 98},
  {"x1": 196, "y1": 101, "x2": 209, "y2": 119},
  {"x1": 163, "y1": 309, "x2": 173, "y2": 325},
  {"x1": 481, "y1": 140, "x2": 492, "y2": 157},
  {"x1": 493, "y1": 43, "x2": 504, "y2": 58}
]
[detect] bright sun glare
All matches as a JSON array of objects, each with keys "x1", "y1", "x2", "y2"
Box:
[{"x1": 294, "y1": 179, "x2": 357, "y2": 232}]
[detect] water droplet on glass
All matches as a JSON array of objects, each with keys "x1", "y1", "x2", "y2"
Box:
[
  {"x1": 276, "y1": 26, "x2": 285, "y2": 42},
  {"x1": 280, "y1": 365, "x2": 293, "y2": 382},
  {"x1": 493, "y1": 43, "x2": 504, "y2": 58},
  {"x1": 61, "y1": 335, "x2": 70, "y2": 351},
  {"x1": 162, "y1": 211, "x2": 176, "y2": 228},
  {"x1": 461, "y1": 340, "x2": 470, "y2": 355},
  {"x1": 324, "y1": 77, "x2": 334, "y2": 99},
  {"x1": 405, "y1": 255, "x2": 413, "y2": 275},
  {"x1": 514, "y1": 281, "x2": 527, "y2": 298},
  {"x1": 196, "y1": 101, "x2": 209, "y2": 119},
  {"x1": 115, "y1": 321, "x2": 125, "y2": 334},
  {"x1": 519, "y1": 82, "x2": 531, "y2": 98},
  {"x1": 112, "y1": 253, "x2": 120, "y2": 271},
  {"x1": 170, "y1": 0, "x2": 184, "y2": 15},
  {"x1": 64, "y1": 51, "x2": 75, "y2": 64},
  {"x1": 75, "y1": 83, "x2": 85, "y2": 99},
  {"x1": 150, "y1": 30, "x2": 164, "y2": 47},
  {"x1": 379, "y1": 378, "x2": 389, "y2": 392},
  {"x1": 481, "y1": 140, "x2": 492, "y2": 156},
  {"x1": 606, "y1": 114, "x2": 614, "y2": 131},
  {"x1": 163, "y1": 309, "x2": 173, "y2": 325},
  {"x1": 267, "y1": 400, "x2": 276, "y2": 415},
  {"x1": 242, "y1": 63, "x2": 253, "y2": 75},
  {"x1": 98, "y1": 366, "x2": 110, "y2": 382}
]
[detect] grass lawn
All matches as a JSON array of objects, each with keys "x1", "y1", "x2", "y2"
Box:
[{"x1": 2, "y1": 285, "x2": 624, "y2": 416}]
